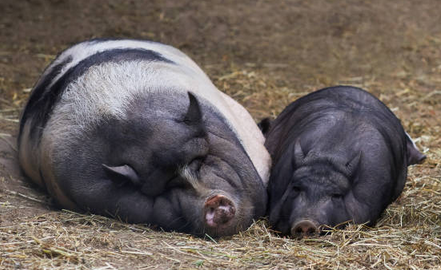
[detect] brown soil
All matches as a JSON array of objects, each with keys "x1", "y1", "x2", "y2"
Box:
[{"x1": 1, "y1": 1, "x2": 440, "y2": 269}]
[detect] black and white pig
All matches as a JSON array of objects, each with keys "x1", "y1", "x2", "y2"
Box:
[
  {"x1": 263, "y1": 86, "x2": 425, "y2": 238},
  {"x1": 18, "y1": 39, "x2": 271, "y2": 237}
]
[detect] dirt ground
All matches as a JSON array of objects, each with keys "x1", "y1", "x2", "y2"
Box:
[{"x1": 0, "y1": 0, "x2": 440, "y2": 269}]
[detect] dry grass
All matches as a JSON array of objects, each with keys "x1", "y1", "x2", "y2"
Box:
[{"x1": 1, "y1": 194, "x2": 440, "y2": 269}]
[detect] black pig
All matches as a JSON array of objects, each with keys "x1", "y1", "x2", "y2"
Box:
[
  {"x1": 18, "y1": 39, "x2": 271, "y2": 237},
  {"x1": 264, "y1": 86, "x2": 425, "y2": 238}
]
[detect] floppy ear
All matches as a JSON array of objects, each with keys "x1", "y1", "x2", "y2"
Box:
[
  {"x1": 102, "y1": 164, "x2": 141, "y2": 187},
  {"x1": 183, "y1": 92, "x2": 202, "y2": 125}
]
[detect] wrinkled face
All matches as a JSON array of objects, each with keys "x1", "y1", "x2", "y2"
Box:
[
  {"x1": 99, "y1": 91, "x2": 266, "y2": 237},
  {"x1": 268, "y1": 140, "x2": 363, "y2": 238},
  {"x1": 270, "y1": 164, "x2": 354, "y2": 238},
  {"x1": 175, "y1": 155, "x2": 257, "y2": 237}
]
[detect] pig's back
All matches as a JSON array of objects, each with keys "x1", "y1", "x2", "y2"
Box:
[{"x1": 266, "y1": 86, "x2": 405, "y2": 157}]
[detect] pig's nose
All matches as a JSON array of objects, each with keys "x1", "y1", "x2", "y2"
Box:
[
  {"x1": 204, "y1": 195, "x2": 236, "y2": 227},
  {"x1": 291, "y1": 220, "x2": 318, "y2": 238}
]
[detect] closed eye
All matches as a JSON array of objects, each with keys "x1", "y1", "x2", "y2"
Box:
[
  {"x1": 292, "y1": 186, "x2": 301, "y2": 193},
  {"x1": 189, "y1": 157, "x2": 203, "y2": 171},
  {"x1": 331, "y1": 194, "x2": 343, "y2": 199}
]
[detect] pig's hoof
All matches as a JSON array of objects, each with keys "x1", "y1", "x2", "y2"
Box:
[
  {"x1": 204, "y1": 195, "x2": 236, "y2": 227},
  {"x1": 291, "y1": 220, "x2": 318, "y2": 238}
]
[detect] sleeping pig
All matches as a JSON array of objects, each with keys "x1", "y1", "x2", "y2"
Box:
[
  {"x1": 18, "y1": 39, "x2": 271, "y2": 237},
  {"x1": 263, "y1": 86, "x2": 425, "y2": 238}
]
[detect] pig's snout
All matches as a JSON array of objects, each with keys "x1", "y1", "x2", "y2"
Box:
[
  {"x1": 204, "y1": 195, "x2": 236, "y2": 228},
  {"x1": 291, "y1": 220, "x2": 318, "y2": 238}
]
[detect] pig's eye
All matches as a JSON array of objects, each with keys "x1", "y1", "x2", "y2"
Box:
[
  {"x1": 292, "y1": 186, "x2": 301, "y2": 193},
  {"x1": 331, "y1": 194, "x2": 343, "y2": 199},
  {"x1": 188, "y1": 157, "x2": 204, "y2": 171}
]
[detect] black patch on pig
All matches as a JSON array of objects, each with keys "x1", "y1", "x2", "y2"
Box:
[{"x1": 19, "y1": 48, "x2": 174, "y2": 144}]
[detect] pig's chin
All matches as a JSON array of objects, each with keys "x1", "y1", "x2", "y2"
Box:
[{"x1": 203, "y1": 217, "x2": 247, "y2": 238}]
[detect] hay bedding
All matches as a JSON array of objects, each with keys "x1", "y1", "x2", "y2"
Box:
[
  {"x1": 1, "y1": 0, "x2": 440, "y2": 269},
  {"x1": 1, "y1": 69, "x2": 439, "y2": 269}
]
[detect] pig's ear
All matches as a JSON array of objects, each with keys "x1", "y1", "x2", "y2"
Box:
[
  {"x1": 293, "y1": 139, "x2": 305, "y2": 166},
  {"x1": 258, "y1": 118, "x2": 272, "y2": 135},
  {"x1": 346, "y1": 152, "x2": 361, "y2": 178},
  {"x1": 183, "y1": 92, "x2": 202, "y2": 125},
  {"x1": 405, "y1": 134, "x2": 426, "y2": 165},
  {"x1": 102, "y1": 164, "x2": 141, "y2": 187}
]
